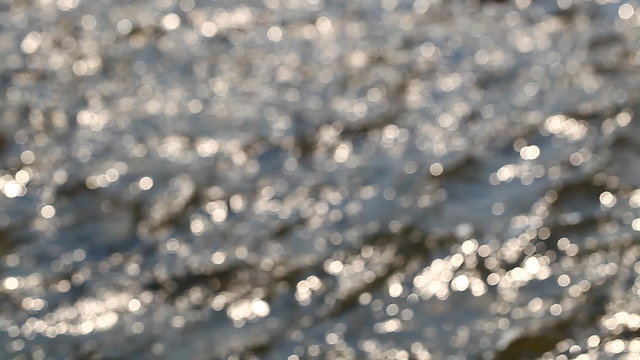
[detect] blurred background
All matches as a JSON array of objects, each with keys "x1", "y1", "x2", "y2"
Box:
[{"x1": 1, "y1": 0, "x2": 640, "y2": 359}]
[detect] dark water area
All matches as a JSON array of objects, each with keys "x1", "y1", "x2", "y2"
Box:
[{"x1": 2, "y1": 0, "x2": 640, "y2": 359}]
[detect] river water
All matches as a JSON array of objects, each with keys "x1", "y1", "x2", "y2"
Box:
[{"x1": 2, "y1": 0, "x2": 640, "y2": 359}]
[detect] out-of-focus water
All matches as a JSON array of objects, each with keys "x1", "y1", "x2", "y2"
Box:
[{"x1": 2, "y1": 0, "x2": 640, "y2": 359}]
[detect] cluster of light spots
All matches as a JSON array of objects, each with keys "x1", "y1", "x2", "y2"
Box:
[
  {"x1": 437, "y1": 73, "x2": 462, "y2": 93},
  {"x1": 519, "y1": 145, "x2": 540, "y2": 160},
  {"x1": 603, "y1": 339, "x2": 628, "y2": 355},
  {"x1": 601, "y1": 311, "x2": 640, "y2": 333},
  {"x1": 494, "y1": 255, "x2": 552, "y2": 296},
  {"x1": 16, "y1": 294, "x2": 136, "y2": 339},
  {"x1": 208, "y1": 6, "x2": 254, "y2": 31},
  {"x1": 557, "y1": 238, "x2": 579, "y2": 257},
  {"x1": 381, "y1": 125, "x2": 409, "y2": 148},
  {"x1": 21, "y1": 297, "x2": 46, "y2": 311},
  {"x1": 157, "y1": 136, "x2": 193, "y2": 159},
  {"x1": 1, "y1": 179, "x2": 27, "y2": 198},
  {"x1": 226, "y1": 298, "x2": 270, "y2": 324},
  {"x1": 76, "y1": 110, "x2": 109, "y2": 131},
  {"x1": 413, "y1": 255, "x2": 486, "y2": 300},
  {"x1": 85, "y1": 165, "x2": 126, "y2": 189},
  {"x1": 490, "y1": 162, "x2": 545, "y2": 185},
  {"x1": 296, "y1": 275, "x2": 322, "y2": 305},
  {"x1": 3, "y1": 0, "x2": 640, "y2": 358},
  {"x1": 543, "y1": 115, "x2": 588, "y2": 141},
  {"x1": 374, "y1": 317, "x2": 403, "y2": 334},
  {"x1": 569, "y1": 149, "x2": 591, "y2": 167},
  {"x1": 325, "y1": 259, "x2": 344, "y2": 275},
  {"x1": 195, "y1": 138, "x2": 220, "y2": 157},
  {"x1": 451, "y1": 274, "x2": 470, "y2": 291},
  {"x1": 72, "y1": 56, "x2": 103, "y2": 76}
]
